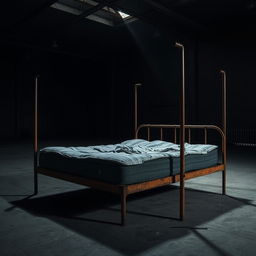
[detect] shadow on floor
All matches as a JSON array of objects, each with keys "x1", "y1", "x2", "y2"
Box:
[{"x1": 11, "y1": 185, "x2": 248, "y2": 255}]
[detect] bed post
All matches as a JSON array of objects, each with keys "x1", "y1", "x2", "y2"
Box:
[
  {"x1": 175, "y1": 42, "x2": 185, "y2": 220},
  {"x1": 220, "y1": 70, "x2": 227, "y2": 195},
  {"x1": 120, "y1": 186, "x2": 127, "y2": 225},
  {"x1": 134, "y1": 83, "x2": 142, "y2": 139},
  {"x1": 34, "y1": 75, "x2": 39, "y2": 195}
]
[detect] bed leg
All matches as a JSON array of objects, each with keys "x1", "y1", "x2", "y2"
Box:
[
  {"x1": 120, "y1": 186, "x2": 127, "y2": 226},
  {"x1": 180, "y1": 179, "x2": 185, "y2": 221},
  {"x1": 34, "y1": 166, "x2": 38, "y2": 195},
  {"x1": 34, "y1": 173, "x2": 38, "y2": 195},
  {"x1": 222, "y1": 169, "x2": 226, "y2": 195}
]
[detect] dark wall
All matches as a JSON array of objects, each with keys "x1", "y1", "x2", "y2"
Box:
[
  {"x1": 0, "y1": 47, "x2": 17, "y2": 139},
  {"x1": 0, "y1": 20, "x2": 198, "y2": 142},
  {"x1": 197, "y1": 37, "x2": 256, "y2": 136},
  {"x1": 6, "y1": 19, "x2": 249, "y2": 144},
  {"x1": 0, "y1": 44, "x2": 113, "y2": 141},
  {"x1": 112, "y1": 20, "x2": 198, "y2": 140},
  {"x1": 112, "y1": 23, "x2": 256, "y2": 144}
]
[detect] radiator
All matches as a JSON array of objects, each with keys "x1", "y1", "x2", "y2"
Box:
[{"x1": 229, "y1": 128, "x2": 256, "y2": 146}]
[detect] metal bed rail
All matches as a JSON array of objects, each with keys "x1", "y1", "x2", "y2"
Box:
[
  {"x1": 136, "y1": 124, "x2": 225, "y2": 144},
  {"x1": 136, "y1": 123, "x2": 226, "y2": 162}
]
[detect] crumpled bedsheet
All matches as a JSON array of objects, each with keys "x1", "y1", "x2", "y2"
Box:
[{"x1": 40, "y1": 139, "x2": 218, "y2": 166}]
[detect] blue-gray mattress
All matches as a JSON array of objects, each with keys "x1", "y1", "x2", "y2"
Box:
[{"x1": 39, "y1": 141, "x2": 219, "y2": 185}]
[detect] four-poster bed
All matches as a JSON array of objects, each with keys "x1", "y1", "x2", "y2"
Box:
[{"x1": 33, "y1": 42, "x2": 227, "y2": 225}]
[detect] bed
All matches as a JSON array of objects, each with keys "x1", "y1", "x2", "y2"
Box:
[{"x1": 33, "y1": 42, "x2": 227, "y2": 225}]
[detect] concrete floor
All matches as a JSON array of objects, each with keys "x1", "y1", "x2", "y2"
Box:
[{"x1": 0, "y1": 140, "x2": 256, "y2": 256}]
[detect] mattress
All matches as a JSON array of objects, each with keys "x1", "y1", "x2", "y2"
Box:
[{"x1": 39, "y1": 143, "x2": 219, "y2": 185}]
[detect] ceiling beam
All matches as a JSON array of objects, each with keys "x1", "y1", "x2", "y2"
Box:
[
  {"x1": 143, "y1": 0, "x2": 205, "y2": 31},
  {"x1": 51, "y1": 0, "x2": 121, "y2": 44},
  {"x1": 66, "y1": 0, "x2": 120, "y2": 27}
]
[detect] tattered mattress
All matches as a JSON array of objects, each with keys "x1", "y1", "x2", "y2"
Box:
[{"x1": 39, "y1": 139, "x2": 219, "y2": 185}]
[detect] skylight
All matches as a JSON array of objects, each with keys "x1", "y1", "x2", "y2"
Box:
[
  {"x1": 51, "y1": 0, "x2": 135, "y2": 26},
  {"x1": 118, "y1": 11, "x2": 131, "y2": 19}
]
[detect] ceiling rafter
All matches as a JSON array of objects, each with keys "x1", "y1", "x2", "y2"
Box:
[
  {"x1": 52, "y1": 0, "x2": 121, "y2": 40},
  {"x1": 66, "y1": 0, "x2": 120, "y2": 27}
]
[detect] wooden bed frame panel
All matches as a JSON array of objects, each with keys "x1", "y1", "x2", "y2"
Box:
[
  {"x1": 37, "y1": 168, "x2": 122, "y2": 194},
  {"x1": 33, "y1": 43, "x2": 227, "y2": 225},
  {"x1": 38, "y1": 164, "x2": 225, "y2": 196}
]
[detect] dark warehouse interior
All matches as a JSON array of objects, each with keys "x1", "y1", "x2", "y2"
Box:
[{"x1": 0, "y1": 1, "x2": 256, "y2": 255}]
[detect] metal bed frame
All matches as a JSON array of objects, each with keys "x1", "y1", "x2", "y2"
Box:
[{"x1": 33, "y1": 42, "x2": 227, "y2": 225}]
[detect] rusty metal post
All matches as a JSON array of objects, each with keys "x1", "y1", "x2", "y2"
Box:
[
  {"x1": 220, "y1": 70, "x2": 227, "y2": 195},
  {"x1": 175, "y1": 42, "x2": 185, "y2": 220},
  {"x1": 34, "y1": 75, "x2": 39, "y2": 195},
  {"x1": 134, "y1": 83, "x2": 142, "y2": 139}
]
